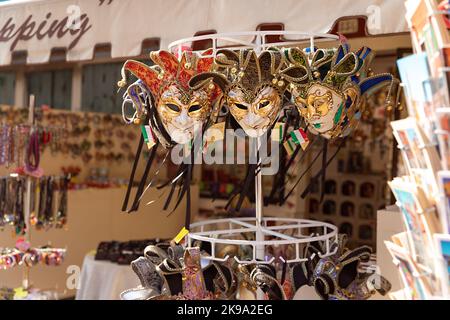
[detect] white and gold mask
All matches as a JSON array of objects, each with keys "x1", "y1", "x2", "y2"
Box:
[
  {"x1": 119, "y1": 49, "x2": 220, "y2": 146},
  {"x1": 158, "y1": 84, "x2": 212, "y2": 144},
  {"x1": 189, "y1": 49, "x2": 308, "y2": 137}
]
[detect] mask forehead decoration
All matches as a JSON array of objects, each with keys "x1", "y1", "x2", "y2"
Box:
[
  {"x1": 118, "y1": 49, "x2": 220, "y2": 145},
  {"x1": 189, "y1": 49, "x2": 309, "y2": 138},
  {"x1": 288, "y1": 44, "x2": 395, "y2": 140}
]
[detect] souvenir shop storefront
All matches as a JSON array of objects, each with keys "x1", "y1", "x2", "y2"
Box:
[{"x1": 0, "y1": 0, "x2": 448, "y2": 302}]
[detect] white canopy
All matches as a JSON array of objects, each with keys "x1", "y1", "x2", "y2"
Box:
[{"x1": 0, "y1": 0, "x2": 408, "y2": 66}]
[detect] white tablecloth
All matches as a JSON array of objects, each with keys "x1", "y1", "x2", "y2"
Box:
[{"x1": 75, "y1": 254, "x2": 140, "y2": 300}]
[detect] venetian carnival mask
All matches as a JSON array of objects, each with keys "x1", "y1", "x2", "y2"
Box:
[
  {"x1": 295, "y1": 83, "x2": 360, "y2": 138},
  {"x1": 306, "y1": 235, "x2": 391, "y2": 300},
  {"x1": 189, "y1": 49, "x2": 308, "y2": 137},
  {"x1": 287, "y1": 45, "x2": 394, "y2": 140},
  {"x1": 119, "y1": 50, "x2": 219, "y2": 145}
]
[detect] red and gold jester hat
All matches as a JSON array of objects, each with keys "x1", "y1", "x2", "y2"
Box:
[
  {"x1": 118, "y1": 49, "x2": 221, "y2": 145},
  {"x1": 118, "y1": 49, "x2": 221, "y2": 215}
]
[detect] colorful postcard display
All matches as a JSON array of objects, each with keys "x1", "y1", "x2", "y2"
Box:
[
  {"x1": 437, "y1": 171, "x2": 450, "y2": 233},
  {"x1": 434, "y1": 234, "x2": 450, "y2": 297},
  {"x1": 404, "y1": 0, "x2": 450, "y2": 142},
  {"x1": 385, "y1": 240, "x2": 432, "y2": 300},
  {"x1": 397, "y1": 53, "x2": 437, "y2": 142},
  {"x1": 388, "y1": 177, "x2": 438, "y2": 273},
  {"x1": 436, "y1": 108, "x2": 450, "y2": 170},
  {"x1": 406, "y1": 0, "x2": 450, "y2": 76},
  {"x1": 394, "y1": 0, "x2": 450, "y2": 300},
  {"x1": 397, "y1": 53, "x2": 433, "y2": 116},
  {"x1": 391, "y1": 117, "x2": 442, "y2": 201}
]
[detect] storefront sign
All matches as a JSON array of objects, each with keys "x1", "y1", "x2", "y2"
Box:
[
  {"x1": 0, "y1": 0, "x2": 408, "y2": 66},
  {"x1": 0, "y1": 12, "x2": 92, "y2": 51}
]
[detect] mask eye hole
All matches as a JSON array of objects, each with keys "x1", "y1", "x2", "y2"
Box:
[
  {"x1": 234, "y1": 103, "x2": 248, "y2": 110},
  {"x1": 258, "y1": 100, "x2": 271, "y2": 109},
  {"x1": 188, "y1": 103, "x2": 202, "y2": 113},
  {"x1": 165, "y1": 103, "x2": 181, "y2": 113},
  {"x1": 314, "y1": 99, "x2": 325, "y2": 108}
]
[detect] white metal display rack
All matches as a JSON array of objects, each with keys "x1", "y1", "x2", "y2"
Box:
[
  {"x1": 168, "y1": 30, "x2": 339, "y2": 56},
  {"x1": 169, "y1": 31, "x2": 341, "y2": 265},
  {"x1": 187, "y1": 217, "x2": 338, "y2": 264}
]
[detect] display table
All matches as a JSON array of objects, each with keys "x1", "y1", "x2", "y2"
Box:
[{"x1": 76, "y1": 254, "x2": 139, "y2": 300}]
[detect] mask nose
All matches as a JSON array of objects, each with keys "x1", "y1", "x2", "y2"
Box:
[
  {"x1": 307, "y1": 104, "x2": 317, "y2": 118},
  {"x1": 245, "y1": 112, "x2": 261, "y2": 126},
  {"x1": 176, "y1": 109, "x2": 190, "y2": 126}
]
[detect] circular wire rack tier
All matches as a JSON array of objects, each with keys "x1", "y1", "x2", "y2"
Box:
[
  {"x1": 187, "y1": 217, "x2": 339, "y2": 264},
  {"x1": 168, "y1": 31, "x2": 340, "y2": 55}
]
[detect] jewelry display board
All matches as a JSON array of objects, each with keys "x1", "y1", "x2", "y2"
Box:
[{"x1": 0, "y1": 96, "x2": 67, "y2": 298}]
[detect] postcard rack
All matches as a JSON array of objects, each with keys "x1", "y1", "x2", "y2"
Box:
[{"x1": 386, "y1": 0, "x2": 450, "y2": 300}]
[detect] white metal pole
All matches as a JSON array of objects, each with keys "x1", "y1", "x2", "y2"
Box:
[
  {"x1": 310, "y1": 36, "x2": 315, "y2": 54},
  {"x1": 22, "y1": 94, "x2": 35, "y2": 290},
  {"x1": 255, "y1": 136, "x2": 265, "y2": 300},
  {"x1": 255, "y1": 136, "x2": 264, "y2": 257}
]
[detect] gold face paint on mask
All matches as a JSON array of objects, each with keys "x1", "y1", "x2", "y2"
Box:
[
  {"x1": 227, "y1": 85, "x2": 282, "y2": 137},
  {"x1": 298, "y1": 90, "x2": 333, "y2": 120},
  {"x1": 157, "y1": 84, "x2": 212, "y2": 143},
  {"x1": 293, "y1": 83, "x2": 345, "y2": 136}
]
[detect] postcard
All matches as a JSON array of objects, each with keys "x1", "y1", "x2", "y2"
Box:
[
  {"x1": 389, "y1": 178, "x2": 437, "y2": 271},
  {"x1": 436, "y1": 109, "x2": 450, "y2": 170},
  {"x1": 425, "y1": 0, "x2": 450, "y2": 50},
  {"x1": 385, "y1": 240, "x2": 431, "y2": 300},
  {"x1": 434, "y1": 234, "x2": 450, "y2": 297},
  {"x1": 391, "y1": 118, "x2": 441, "y2": 199},
  {"x1": 392, "y1": 231, "x2": 413, "y2": 251},
  {"x1": 437, "y1": 171, "x2": 450, "y2": 233},
  {"x1": 397, "y1": 53, "x2": 432, "y2": 120},
  {"x1": 406, "y1": 0, "x2": 430, "y2": 53},
  {"x1": 406, "y1": 0, "x2": 450, "y2": 62}
]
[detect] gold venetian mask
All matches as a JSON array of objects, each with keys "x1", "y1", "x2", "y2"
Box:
[
  {"x1": 189, "y1": 49, "x2": 308, "y2": 138},
  {"x1": 227, "y1": 85, "x2": 282, "y2": 138},
  {"x1": 119, "y1": 49, "x2": 219, "y2": 147},
  {"x1": 294, "y1": 83, "x2": 345, "y2": 137},
  {"x1": 158, "y1": 84, "x2": 212, "y2": 144}
]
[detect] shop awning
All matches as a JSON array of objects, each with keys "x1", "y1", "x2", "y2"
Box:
[{"x1": 0, "y1": 0, "x2": 408, "y2": 66}]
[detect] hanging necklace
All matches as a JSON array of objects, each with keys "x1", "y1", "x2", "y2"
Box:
[
  {"x1": 56, "y1": 175, "x2": 69, "y2": 228},
  {"x1": 25, "y1": 129, "x2": 40, "y2": 173}
]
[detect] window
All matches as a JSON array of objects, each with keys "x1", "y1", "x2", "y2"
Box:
[
  {"x1": 342, "y1": 180, "x2": 356, "y2": 196},
  {"x1": 340, "y1": 201, "x2": 355, "y2": 217},
  {"x1": 309, "y1": 198, "x2": 319, "y2": 214},
  {"x1": 359, "y1": 204, "x2": 374, "y2": 220},
  {"x1": 82, "y1": 63, "x2": 124, "y2": 114},
  {"x1": 0, "y1": 72, "x2": 15, "y2": 105},
  {"x1": 310, "y1": 179, "x2": 320, "y2": 194},
  {"x1": 359, "y1": 225, "x2": 373, "y2": 240},
  {"x1": 83, "y1": 61, "x2": 155, "y2": 114},
  {"x1": 339, "y1": 223, "x2": 353, "y2": 237},
  {"x1": 26, "y1": 69, "x2": 72, "y2": 110},
  {"x1": 323, "y1": 200, "x2": 336, "y2": 215},
  {"x1": 360, "y1": 182, "x2": 375, "y2": 198},
  {"x1": 324, "y1": 180, "x2": 337, "y2": 194}
]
